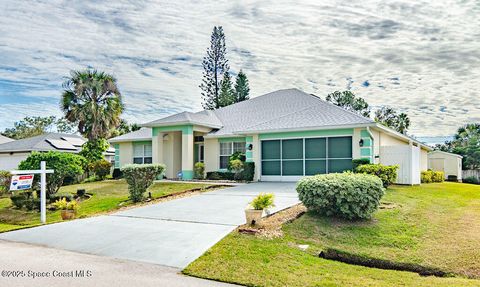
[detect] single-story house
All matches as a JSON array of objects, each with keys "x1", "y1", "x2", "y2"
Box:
[
  {"x1": 110, "y1": 89, "x2": 431, "y2": 184},
  {"x1": 428, "y1": 150, "x2": 463, "y2": 181},
  {"x1": 0, "y1": 133, "x2": 115, "y2": 171},
  {"x1": 0, "y1": 135, "x2": 14, "y2": 144}
]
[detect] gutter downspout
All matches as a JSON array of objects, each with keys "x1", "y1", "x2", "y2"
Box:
[{"x1": 366, "y1": 127, "x2": 375, "y2": 163}]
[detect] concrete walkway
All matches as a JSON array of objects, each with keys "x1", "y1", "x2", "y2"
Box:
[
  {"x1": 0, "y1": 182, "x2": 299, "y2": 269},
  {"x1": 0, "y1": 240, "x2": 235, "y2": 287}
]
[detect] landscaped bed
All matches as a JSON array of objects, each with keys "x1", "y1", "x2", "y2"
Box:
[
  {"x1": 183, "y1": 182, "x2": 480, "y2": 286},
  {"x1": 0, "y1": 180, "x2": 219, "y2": 233}
]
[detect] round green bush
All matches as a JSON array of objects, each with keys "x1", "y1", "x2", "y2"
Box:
[
  {"x1": 296, "y1": 173, "x2": 385, "y2": 220},
  {"x1": 121, "y1": 164, "x2": 166, "y2": 202}
]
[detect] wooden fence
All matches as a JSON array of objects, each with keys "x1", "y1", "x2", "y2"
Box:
[{"x1": 462, "y1": 170, "x2": 480, "y2": 180}]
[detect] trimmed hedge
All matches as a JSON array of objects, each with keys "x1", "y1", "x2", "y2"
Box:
[
  {"x1": 352, "y1": 158, "x2": 371, "y2": 169},
  {"x1": 206, "y1": 171, "x2": 235, "y2": 180},
  {"x1": 243, "y1": 162, "x2": 255, "y2": 181},
  {"x1": 355, "y1": 164, "x2": 399, "y2": 187},
  {"x1": 462, "y1": 176, "x2": 479, "y2": 185},
  {"x1": 121, "y1": 164, "x2": 166, "y2": 202},
  {"x1": 421, "y1": 170, "x2": 444, "y2": 183},
  {"x1": 89, "y1": 159, "x2": 112, "y2": 180},
  {"x1": 194, "y1": 162, "x2": 205, "y2": 179},
  {"x1": 297, "y1": 173, "x2": 384, "y2": 220}
]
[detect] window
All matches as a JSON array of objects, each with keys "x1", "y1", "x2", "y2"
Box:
[
  {"x1": 133, "y1": 142, "x2": 152, "y2": 164},
  {"x1": 219, "y1": 141, "x2": 246, "y2": 169}
]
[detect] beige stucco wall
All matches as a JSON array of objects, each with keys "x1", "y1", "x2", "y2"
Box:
[
  {"x1": 0, "y1": 152, "x2": 30, "y2": 170},
  {"x1": 161, "y1": 132, "x2": 182, "y2": 178},
  {"x1": 352, "y1": 128, "x2": 362, "y2": 159},
  {"x1": 119, "y1": 142, "x2": 133, "y2": 167},
  {"x1": 204, "y1": 137, "x2": 219, "y2": 173}
]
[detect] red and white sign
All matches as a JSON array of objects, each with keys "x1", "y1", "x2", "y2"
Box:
[{"x1": 10, "y1": 174, "x2": 34, "y2": 191}]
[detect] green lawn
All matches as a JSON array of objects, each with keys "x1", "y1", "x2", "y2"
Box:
[
  {"x1": 0, "y1": 180, "x2": 215, "y2": 233},
  {"x1": 184, "y1": 182, "x2": 480, "y2": 287}
]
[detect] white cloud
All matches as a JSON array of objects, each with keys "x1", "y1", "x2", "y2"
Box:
[{"x1": 0, "y1": 0, "x2": 479, "y2": 136}]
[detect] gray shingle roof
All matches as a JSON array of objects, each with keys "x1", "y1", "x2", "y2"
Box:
[
  {"x1": 109, "y1": 128, "x2": 152, "y2": 143},
  {"x1": 135, "y1": 88, "x2": 375, "y2": 138},
  {"x1": 143, "y1": 110, "x2": 222, "y2": 128},
  {"x1": 0, "y1": 133, "x2": 85, "y2": 153},
  {"x1": 210, "y1": 88, "x2": 374, "y2": 135}
]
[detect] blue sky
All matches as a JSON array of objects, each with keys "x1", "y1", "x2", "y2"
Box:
[{"x1": 0, "y1": 0, "x2": 479, "y2": 136}]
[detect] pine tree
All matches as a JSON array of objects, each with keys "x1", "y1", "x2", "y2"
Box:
[
  {"x1": 218, "y1": 72, "x2": 235, "y2": 107},
  {"x1": 234, "y1": 70, "x2": 250, "y2": 102},
  {"x1": 200, "y1": 26, "x2": 229, "y2": 110}
]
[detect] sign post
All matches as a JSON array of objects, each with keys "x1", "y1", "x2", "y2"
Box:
[{"x1": 10, "y1": 161, "x2": 54, "y2": 224}]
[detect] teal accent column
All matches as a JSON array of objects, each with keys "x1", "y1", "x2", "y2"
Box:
[
  {"x1": 181, "y1": 170, "x2": 194, "y2": 180},
  {"x1": 360, "y1": 129, "x2": 374, "y2": 163},
  {"x1": 245, "y1": 136, "x2": 253, "y2": 162}
]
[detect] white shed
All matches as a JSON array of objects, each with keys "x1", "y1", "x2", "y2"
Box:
[{"x1": 428, "y1": 151, "x2": 463, "y2": 181}]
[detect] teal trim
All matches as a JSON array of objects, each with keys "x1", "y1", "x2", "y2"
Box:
[
  {"x1": 361, "y1": 138, "x2": 372, "y2": 146},
  {"x1": 246, "y1": 150, "x2": 253, "y2": 160},
  {"x1": 132, "y1": 140, "x2": 152, "y2": 145},
  {"x1": 259, "y1": 128, "x2": 354, "y2": 140},
  {"x1": 181, "y1": 170, "x2": 194, "y2": 180},
  {"x1": 218, "y1": 137, "x2": 246, "y2": 143},
  {"x1": 360, "y1": 130, "x2": 371, "y2": 137},
  {"x1": 360, "y1": 148, "x2": 372, "y2": 156},
  {"x1": 153, "y1": 125, "x2": 193, "y2": 135},
  {"x1": 245, "y1": 136, "x2": 253, "y2": 142}
]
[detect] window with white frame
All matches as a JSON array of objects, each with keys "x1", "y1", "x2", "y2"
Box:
[
  {"x1": 133, "y1": 142, "x2": 152, "y2": 164},
  {"x1": 219, "y1": 141, "x2": 246, "y2": 169}
]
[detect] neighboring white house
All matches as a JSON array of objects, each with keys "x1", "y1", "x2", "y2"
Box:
[
  {"x1": 0, "y1": 133, "x2": 114, "y2": 170},
  {"x1": 110, "y1": 88, "x2": 432, "y2": 185},
  {"x1": 428, "y1": 150, "x2": 463, "y2": 181},
  {"x1": 0, "y1": 135, "x2": 14, "y2": 145}
]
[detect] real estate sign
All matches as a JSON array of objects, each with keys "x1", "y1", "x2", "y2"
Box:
[{"x1": 10, "y1": 174, "x2": 34, "y2": 191}]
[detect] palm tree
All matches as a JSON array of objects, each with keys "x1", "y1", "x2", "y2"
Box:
[
  {"x1": 61, "y1": 69, "x2": 124, "y2": 141},
  {"x1": 396, "y1": 113, "x2": 410, "y2": 134}
]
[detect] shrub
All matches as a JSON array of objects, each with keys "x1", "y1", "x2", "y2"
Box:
[
  {"x1": 355, "y1": 164, "x2": 399, "y2": 187},
  {"x1": 206, "y1": 171, "x2": 235, "y2": 180},
  {"x1": 242, "y1": 162, "x2": 255, "y2": 181},
  {"x1": 432, "y1": 171, "x2": 444, "y2": 183},
  {"x1": 25, "y1": 198, "x2": 41, "y2": 211},
  {"x1": 121, "y1": 164, "x2": 166, "y2": 202},
  {"x1": 10, "y1": 193, "x2": 28, "y2": 209},
  {"x1": 447, "y1": 175, "x2": 458, "y2": 182},
  {"x1": 463, "y1": 176, "x2": 479, "y2": 184},
  {"x1": 52, "y1": 198, "x2": 78, "y2": 210},
  {"x1": 296, "y1": 173, "x2": 385, "y2": 220},
  {"x1": 250, "y1": 193, "x2": 275, "y2": 210},
  {"x1": 230, "y1": 159, "x2": 244, "y2": 180},
  {"x1": 194, "y1": 162, "x2": 205, "y2": 179},
  {"x1": 228, "y1": 151, "x2": 245, "y2": 170},
  {"x1": 49, "y1": 193, "x2": 74, "y2": 203},
  {"x1": 421, "y1": 170, "x2": 433, "y2": 183},
  {"x1": 352, "y1": 158, "x2": 371, "y2": 169},
  {"x1": 0, "y1": 170, "x2": 11, "y2": 193},
  {"x1": 89, "y1": 159, "x2": 112, "y2": 180},
  {"x1": 421, "y1": 170, "x2": 444, "y2": 183},
  {"x1": 18, "y1": 151, "x2": 86, "y2": 196}
]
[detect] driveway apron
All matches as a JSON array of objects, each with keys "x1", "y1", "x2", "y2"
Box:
[{"x1": 0, "y1": 182, "x2": 299, "y2": 268}]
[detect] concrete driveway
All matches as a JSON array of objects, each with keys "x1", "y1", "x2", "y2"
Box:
[{"x1": 0, "y1": 182, "x2": 299, "y2": 269}]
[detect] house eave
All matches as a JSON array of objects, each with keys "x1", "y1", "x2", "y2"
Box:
[
  {"x1": 141, "y1": 120, "x2": 222, "y2": 129},
  {"x1": 373, "y1": 123, "x2": 433, "y2": 151},
  {"x1": 232, "y1": 123, "x2": 376, "y2": 136}
]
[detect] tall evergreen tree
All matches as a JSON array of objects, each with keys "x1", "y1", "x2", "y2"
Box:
[
  {"x1": 234, "y1": 70, "x2": 250, "y2": 102},
  {"x1": 218, "y1": 72, "x2": 235, "y2": 107},
  {"x1": 200, "y1": 26, "x2": 229, "y2": 110}
]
